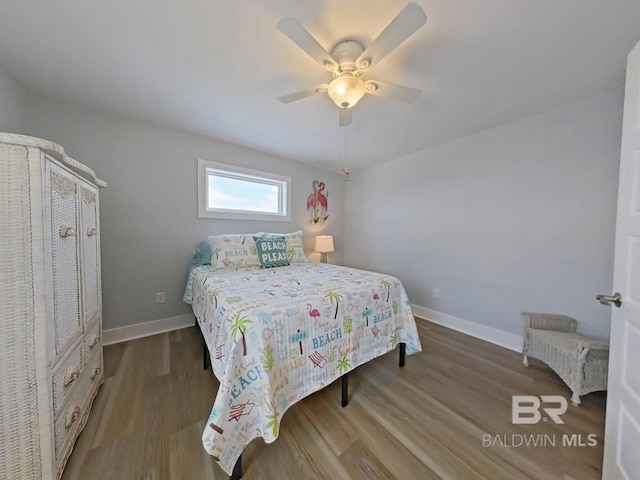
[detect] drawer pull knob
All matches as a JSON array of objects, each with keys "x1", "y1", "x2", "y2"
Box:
[
  {"x1": 91, "y1": 366, "x2": 102, "y2": 380},
  {"x1": 59, "y1": 226, "x2": 76, "y2": 238},
  {"x1": 65, "y1": 406, "x2": 81, "y2": 429},
  {"x1": 63, "y1": 367, "x2": 80, "y2": 386},
  {"x1": 89, "y1": 335, "x2": 100, "y2": 348},
  {"x1": 87, "y1": 227, "x2": 98, "y2": 236}
]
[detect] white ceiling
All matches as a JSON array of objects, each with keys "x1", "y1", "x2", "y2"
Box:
[{"x1": 1, "y1": 1, "x2": 639, "y2": 172}]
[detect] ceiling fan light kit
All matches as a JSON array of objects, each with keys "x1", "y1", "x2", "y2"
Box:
[
  {"x1": 328, "y1": 74, "x2": 365, "y2": 109},
  {"x1": 277, "y1": 2, "x2": 427, "y2": 126}
]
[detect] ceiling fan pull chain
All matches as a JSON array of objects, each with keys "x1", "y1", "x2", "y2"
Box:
[{"x1": 342, "y1": 124, "x2": 350, "y2": 181}]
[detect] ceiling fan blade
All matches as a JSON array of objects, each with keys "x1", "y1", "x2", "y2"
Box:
[
  {"x1": 339, "y1": 108, "x2": 352, "y2": 126},
  {"x1": 356, "y1": 2, "x2": 426, "y2": 71},
  {"x1": 277, "y1": 17, "x2": 338, "y2": 71},
  {"x1": 278, "y1": 84, "x2": 329, "y2": 104},
  {"x1": 364, "y1": 80, "x2": 421, "y2": 103}
]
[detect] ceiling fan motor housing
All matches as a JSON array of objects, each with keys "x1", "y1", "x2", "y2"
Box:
[{"x1": 331, "y1": 40, "x2": 364, "y2": 76}]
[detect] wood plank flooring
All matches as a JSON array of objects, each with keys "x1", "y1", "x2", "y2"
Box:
[{"x1": 62, "y1": 320, "x2": 606, "y2": 479}]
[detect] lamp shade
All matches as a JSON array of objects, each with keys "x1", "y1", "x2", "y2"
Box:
[
  {"x1": 327, "y1": 74, "x2": 365, "y2": 109},
  {"x1": 315, "y1": 235, "x2": 334, "y2": 253}
]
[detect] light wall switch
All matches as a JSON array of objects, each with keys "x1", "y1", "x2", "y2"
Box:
[{"x1": 156, "y1": 292, "x2": 166, "y2": 304}]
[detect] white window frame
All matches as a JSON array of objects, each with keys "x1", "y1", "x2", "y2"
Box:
[{"x1": 198, "y1": 159, "x2": 291, "y2": 221}]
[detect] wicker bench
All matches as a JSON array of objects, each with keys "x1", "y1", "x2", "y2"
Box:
[{"x1": 521, "y1": 312, "x2": 609, "y2": 405}]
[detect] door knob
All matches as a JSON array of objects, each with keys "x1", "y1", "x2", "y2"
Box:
[{"x1": 595, "y1": 292, "x2": 622, "y2": 308}]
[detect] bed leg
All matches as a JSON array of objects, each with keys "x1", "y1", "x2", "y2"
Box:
[
  {"x1": 196, "y1": 316, "x2": 209, "y2": 370},
  {"x1": 231, "y1": 454, "x2": 242, "y2": 480},
  {"x1": 203, "y1": 336, "x2": 209, "y2": 370},
  {"x1": 341, "y1": 373, "x2": 349, "y2": 407},
  {"x1": 399, "y1": 343, "x2": 406, "y2": 367}
]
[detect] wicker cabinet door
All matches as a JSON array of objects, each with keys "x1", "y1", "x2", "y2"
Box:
[
  {"x1": 80, "y1": 182, "x2": 100, "y2": 325},
  {"x1": 46, "y1": 162, "x2": 82, "y2": 357}
]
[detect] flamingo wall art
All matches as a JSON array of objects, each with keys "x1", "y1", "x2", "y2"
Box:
[{"x1": 306, "y1": 179, "x2": 329, "y2": 224}]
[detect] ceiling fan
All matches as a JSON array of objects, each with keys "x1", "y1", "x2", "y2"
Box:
[{"x1": 277, "y1": 2, "x2": 427, "y2": 126}]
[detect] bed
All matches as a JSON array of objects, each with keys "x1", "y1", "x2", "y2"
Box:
[{"x1": 183, "y1": 232, "x2": 422, "y2": 477}]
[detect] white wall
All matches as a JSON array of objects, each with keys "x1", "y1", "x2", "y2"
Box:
[
  {"x1": 14, "y1": 83, "x2": 621, "y2": 343},
  {"x1": 0, "y1": 65, "x2": 27, "y2": 132},
  {"x1": 24, "y1": 94, "x2": 345, "y2": 331},
  {"x1": 345, "y1": 89, "x2": 622, "y2": 340}
]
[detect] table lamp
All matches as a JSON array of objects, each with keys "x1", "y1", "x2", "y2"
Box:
[{"x1": 315, "y1": 235, "x2": 334, "y2": 263}]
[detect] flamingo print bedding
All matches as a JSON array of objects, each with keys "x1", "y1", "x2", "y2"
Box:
[{"x1": 184, "y1": 261, "x2": 421, "y2": 475}]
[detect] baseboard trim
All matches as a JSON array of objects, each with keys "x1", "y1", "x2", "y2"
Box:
[
  {"x1": 411, "y1": 304, "x2": 523, "y2": 352},
  {"x1": 102, "y1": 307, "x2": 522, "y2": 351},
  {"x1": 103, "y1": 314, "x2": 194, "y2": 346}
]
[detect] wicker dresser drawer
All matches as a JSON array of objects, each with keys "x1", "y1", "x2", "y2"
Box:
[
  {"x1": 54, "y1": 373, "x2": 89, "y2": 461},
  {"x1": 86, "y1": 348, "x2": 104, "y2": 389},
  {"x1": 52, "y1": 341, "x2": 84, "y2": 413},
  {"x1": 84, "y1": 320, "x2": 102, "y2": 363},
  {"x1": 53, "y1": 349, "x2": 103, "y2": 462}
]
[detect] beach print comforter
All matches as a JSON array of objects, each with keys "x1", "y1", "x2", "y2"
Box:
[{"x1": 184, "y1": 262, "x2": 421, "y2": 475}]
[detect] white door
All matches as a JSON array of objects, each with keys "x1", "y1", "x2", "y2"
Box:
[{"x1": 602, "y1": 39, "x2": 640, "y2": 479}]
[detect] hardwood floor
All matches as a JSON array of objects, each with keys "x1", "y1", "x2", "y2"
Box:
[{"x1": 62, "y1": 320, "x2": 606, "y2": 479}]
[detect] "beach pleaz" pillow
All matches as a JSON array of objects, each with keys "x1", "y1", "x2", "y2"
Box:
[{"x1": 252, "y1": 235, "x2": 290, "y2": 268}]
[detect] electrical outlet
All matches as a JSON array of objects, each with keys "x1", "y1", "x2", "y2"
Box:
[
  {"x1": 433, "y1": 288, "x2": 440, "y2": 298},
  {"x1": 156, "y1": 292, "x2": 166, "y2": 304}
]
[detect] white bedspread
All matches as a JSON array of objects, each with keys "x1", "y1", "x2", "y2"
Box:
[{"x1": 185, "y1": 262, "x2": 421, "y2": 474}]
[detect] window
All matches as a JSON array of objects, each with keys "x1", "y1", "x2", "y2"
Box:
[{"x1": 198, "y1": 159, "x2": 291, "y2": 221}]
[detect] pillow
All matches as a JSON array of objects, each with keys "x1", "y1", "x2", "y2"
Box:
[
  {"x1": 207, "y1": 234, "x2": 259, "y2": 269},
  {"x1": 258, "y1": 230, "x2": 308, "y2": 263},
  {"x1": 253, "y1": 235, "x2": 290, "y2": 268}
]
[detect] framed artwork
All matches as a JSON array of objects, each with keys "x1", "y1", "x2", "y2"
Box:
[{"x1": 306, "y1": 179, "x2": 329, "y2": 224}]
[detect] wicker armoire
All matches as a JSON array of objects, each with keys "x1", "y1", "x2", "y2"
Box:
[{"x1": 0, "y1": 133, "x2": 106, "y2": 479}]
